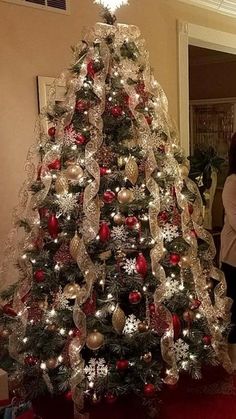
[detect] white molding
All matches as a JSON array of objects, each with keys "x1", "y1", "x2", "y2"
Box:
[
  {"x1": 1, "y1": 0, "x2": 70, "y2": 15},
  {"x1": 177, "y1": 21, "x2": 236, "y2": 156},
  {"x1": 190, "y1": 97, "x2": 236, "y2": 105},
  {"x1": 177, "y1": 0, "x2": 236, "y2": 18}
]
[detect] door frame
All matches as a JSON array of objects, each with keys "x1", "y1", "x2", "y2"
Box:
[{"x1": 177, "y1": 21, "x2": 236, "y2": 156}]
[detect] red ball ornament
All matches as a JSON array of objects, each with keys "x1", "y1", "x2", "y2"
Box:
[
  {"x1": 125, "y1": 216, "x2": 138, "y2": 229},
  {"x1": 159, "y1": 211, "x2": 168, "y2": 222},
  {"x1": 111, "y1": 105, "x2": 123, "y2": 118},
  {"x1": 129, "y1": 291, "x2": 142, "y2": 305},
  {"x1": 143, "y1": 383, "x2": 156, "y2": 398},
  {"x1": 116, "y1": 359, "x2": 129, "y2": 371},
  {"x1": 104, "y1": 393, "x2": 117, "y2": 404},
  {"x1": 145, "y1": 115, "x2": 153, "y2": 125},
  {"x1": 24, "y1": 355, "x2": 37, "y2": 366},
  {"x1": 103, "y1": 190, "x2": 116, "y2": 204},
  {"x1": 75, "y1": 133, "x2": 86, "y2": 145},
  {"x1": 48, "y1": 214, "x2": 59, "y2": 239},
  {"x1": 203, "y1": 335, "x2": 212, "y2": 346},
  {"x1": 136, "y1": 253, "x2": 148, "y2": 278},
  {"x1": 2, "y1": 304, "x2": 17, "y2": 317},
  {"x1": 48, "y1": 126, "x2": 56, "y2": 137},
  {"x1": 87, "y1": 60, "x2": 95, "y2": 78},
  {"x1": 170, "y1": 253, "x2": 181, "y2": 266},
  {"x1": 75, "y1": 100, "x2": 88, "y2": 112},
  {"x1": 100, "y1": 167, "x2": 109, "y2": 176},
  {"x1": 64, "y1": 390, "x2": 73, "y2": 401},
  {"x1": 172, "y1": 313, "x2": 181, "y2": 340},
  {"x1": 48, "y1": 159, "x2": 61, "y2": 171},
  {"x1": 99, "y1": 222, "x2": 111, "y2": 243},
  {"x1": 34, "y1": 269, "x2": 45, "y2": 283}
]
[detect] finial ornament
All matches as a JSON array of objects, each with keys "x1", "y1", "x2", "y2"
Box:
[{"x1": 94, "y1": 0, "x2": 129, "y2": 13}]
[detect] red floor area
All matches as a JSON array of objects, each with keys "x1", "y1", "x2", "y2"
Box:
[{"x1": 33, "y1": 368, "x2": 236, "y2": 419}]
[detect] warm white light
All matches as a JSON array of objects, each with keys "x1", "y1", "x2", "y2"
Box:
[{"x1": 94, "y1": 0, "x2": 128, "y2": 13}]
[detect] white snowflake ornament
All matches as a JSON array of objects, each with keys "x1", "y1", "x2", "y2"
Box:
[
  {"x1": 94, "y1": 0, "x2": 128, "y2": 13},
  {"x1": 111, "y1": 226, "x2": 128, "y2": 242},
  {"x1": 56, "y1": 193, "x2": 79, "y2": 215},
  {"x1": 161, "y1": 223, "x2": 179, "y2": 242},
  {"x1": 132, "y1": 185, "x2": 146, "y2": 201},
  {"x1": 174, "y1": 339, "x2": 189, "y2": 362},
  {"x1": 63, "y1": 125, "x2": 77, "y2": 145},
  {"x1": 54, "y1": 286, "x2": 73, "y2": 311},
  {"x1": 84, "y1": 358, "x2": 108, "y2": 382},
  {"x1": 123, "y1": 258, "x2": 137, "y2": 275},
  {"x1": 164, "y1": 278, "x2": 180, "y2": 299},
  {"x1": 123, "y1": 314, "x2": 140, "y2": 334}
]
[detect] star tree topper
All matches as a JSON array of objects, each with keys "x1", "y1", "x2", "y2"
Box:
[{"x1": 94, "y1": 0, "x2": 129, "y2": 13}]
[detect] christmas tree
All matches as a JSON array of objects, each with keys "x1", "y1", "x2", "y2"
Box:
[{"x1": 0, "y1": 0, "x2": 232, "y2": 417}]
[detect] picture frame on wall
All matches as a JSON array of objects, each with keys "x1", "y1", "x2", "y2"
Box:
[{"x1": 37, "y1": 76, "x2": 66, "y2": 113}]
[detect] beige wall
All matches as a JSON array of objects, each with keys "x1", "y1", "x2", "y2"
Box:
[{"x1": 1, "y1": 0, "x2": 236, "y2": 266}]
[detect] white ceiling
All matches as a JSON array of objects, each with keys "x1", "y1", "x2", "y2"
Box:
[{"x1": 177, "y1": 0, "x2": 236, "y2": 18}]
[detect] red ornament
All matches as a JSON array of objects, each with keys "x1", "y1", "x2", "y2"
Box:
[
  {"x1": 136, "y1": 82, "x2": 145, "y2": 94},
  {"x1": 136, "y1": 253, "x2": 148, "y2": 278},
  {"x1": 87, "y1": 60, "x2": 95, "y2": 78},
  {"x1": 100, "y1": 167, "x2": 109, "y2": 176},
  {"x1": 149, "y1": 303, "x2": 156, "y2": 315},
  {"x1": 103, "y1": 190, "x2": 116, "y2": 204},
  {"x1": 123, "y1": 93, "x2": 130, "y2": 106},
  {"x1": 24, "y1": 355, "x2": 37, "y2": 366},
  {"x1": 116, "y1": 359, "x2": 129, "y2": 371},
  {"x1": 145, "y1": 115, "x2": 153, "y2": 125},
  {"x1": 104, "y1": 393, "x2": 117, "y2": 404},
  {"x1": 190, "y1": 299, "x2": 201, "y2": 310},
  {"x1": 34, "y1": 269, "x2": 45, "y2": 283},
  {"x1": 203, "y1": 335, "x2": 212, "y2": 346},
  {"x1": 64, "y1": 390, "x2": 73, "y2": 401},
  {"x1": 83, "y1": 292, "x2": 96, "y2": 315},
  {"x1": 125, "y1": 216, "x2": 138, "y2": 229},
  {"x1": 188, "y1": 204, "x2": 194, "y2": 215},
  {"x1": 129, "y1": 291, "x2": 142, "y2": 305},
  {"x1": 2, "y1": 304, "x2": 17, "y2": 317},
  {"x1": 48, "y1": 214, "x2": 59, "y2": 239},
  {"x1": 72, "y1": 328, "x2": 81, "y2": 338},
  {"x1": 170, "y1": 253, "x2": 181, "y2": 266},
  {"x1": 75, "y1": 100, "x2": 88, "y2": 112},
  {"x1": 48, "y1": 126, "x2": 56, "y2": 137},
  {"x1": 39, "y1": 207, "x2": 50, "y2": 220},
  {"x1": 143, "y1": 383, "x2": 155, "y2": 398},
  {"x1": 172, "y1": 314, "x2": 181, "y2": 340},
  {"x1": 75, "y1": 133, "x2": 86, "y2": 145},
  {"x1": 48, "y1": 159, "x2": 61, "y2": 171},
  {"x1": 99, "y1": 222, "x2": 110, "y2": 242},
  {"x1": 158, "y1": 211, "x2": 168, "y2": 222},
  {"x1": 111, "y1": 105, "x2": 123, "y2": 117}
]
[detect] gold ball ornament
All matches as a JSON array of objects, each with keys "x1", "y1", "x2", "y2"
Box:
[
  {"x1": 113, "y1": 213, "x2": 125, "y2": 225},
  {"x1": 117, "y1": 156, "x2": 126, "y2": 168},
  {"x1": 112, "y1": 305, "x2": 126, "y2": 334},
  {"x1": 138, "y1": 322, "x2": 149, "y2": 333},
  {"x1": 65, "y1": 164, "x2": 83, "y2": 181},
  {"x1": 142, "y1": 352, "x2": 153, "y2": 364},
  {"x1": 179, "y1": 164, "x2": 189, "y2": 178},
  {"x1": 63, "y1": 283, "x2": 80, "y2": 299},
  {"x1": 55, "y1": 173, "x2": 69, "y2": 194},
  {"x1": 70, "y1": 232, "x2": 80, "y2": 260},
  {"x1": 125, "y1": 157, "x2": 139, "y2": 185},
  {"x1": 86, "y1": 330, "x2": 104, "y2": 350},
  {"x1": 206, "y1": 279, "x2": 214, "y2": 290},
  {"x1": 117, "y1": 189, "x2": 134, "y2": 204},
  {"x1": 46, "y1": 357, "x2": 57, "y2": 369}
]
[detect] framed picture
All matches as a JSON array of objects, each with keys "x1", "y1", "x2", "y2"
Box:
[{"x1": 37, "y1": 76, "x2": 66, "y2": 113}]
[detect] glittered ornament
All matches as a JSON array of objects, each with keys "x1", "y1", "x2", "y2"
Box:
[
  {"x1": 111, "y1": 105, "x2": 123, "y2": 117},
  {"x1": 75, "y1": 99, "x2": 88, "y2": 112},
  {"x1": 142, "y1": 352, "x2": 152, "y2": 363},
  {"x1": 34, "y1": 269, "x2": 45, "y2": 283},
  {"x1": 63, "y1": 283, "x2": 80, "y2": 299},
  {"x1": 2, "y1": 304, "x2": 17, "y2": 317},
  {"x1": 95, "y1": 144, "x2": 116, "y2": 166},
  {"x1": 86, "y1": 330, "x2": 104, "y2": 350},
  {"x1": 65, "y1": 164, "x2": 83, "y2": 181},
  {"x1": 99, "y1": 222, "x2": 110, "y2": 242},
  {"x1": 117, "y1": 189, "x2": 134, "y2": 204},
  {"x1": 24, "y1": 355, "x2": 37, "y2": 366},
  {"x1": 104, "y1": 393, "x2": 117, "y2": 404},
  {"x1": 129, "y1": 291, "x2": 142, "y2": 305},
  {"x1": 48, "y1": 214, "x2": 59, "y2": 239},
  {"x1": 46, "y1": 358, "x2": 57, "y2": 369},
  {"x1": 158, "y1": 211, "x2": 168, "y2": 222},
  {"x1": 48, "y1": 126, "x2": 56, "y2": 137},
  {"x1": 189, "y1": 299, "x2": 201, "y2": 310},
  {"x1": 69, "y1": 232, "x2": 80, "y2": 260},
  {"x1": 55, "y1": 174, "x2": 69, "y2": 195},
  {"x1": 169, "y1": 253, "x2": 181, "y2": 266},
  {"x1": 83, "y1": 292, "x2": 96, "y2": 315},
  {"x1": 203, "y1": 335, "x2": 212, "y2": 345},
  {"x1": 103, "y1": 190, "x2": 116, "y2": 203},
  {"x1": 125, "y1": 157, "x2": 139, "y2": 185},
  {"x1": 75, "y1": 133, "x2": 86, "y2": 145},
  {"x1": 112, "y1": 305, "x2": 126, "y2": 334},
  {"x1": 136, "y1": 253, "x2": 148, "y2": 278},
  {"x1": 113, "y1": 213, "x2": 124, "y2": 225},
  {"x1": 138, "y1": 322, "x2": 149, "y2": 333},
  {"x1": 143, "y1": 383, "x2": 155, "y2": 397},
  {"x1": 48, "y1": 159, "x2": 61, "y2": 170},
  {"x1": 125, "y1": 216, "x2": 138, "y2": 229},
  {"x1": 100, "y1": 167, "x2": 109, "y2": 176},
  {"x1": 116, "y1": 359, "x2": 129, "y2": 371},
  {"x1": 172, "y1": 313, "x2": 181, "y2": 340},
  {"x1": 54, "y1": 243, "x2": 74, "y2": 266},
  {"x1": 87, "y1": 60, "x2": 96, "y2": 78}
]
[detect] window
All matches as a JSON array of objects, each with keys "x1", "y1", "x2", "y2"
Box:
[{"x1": 1, "y1": 0, "x2": 69, "y2": 13}]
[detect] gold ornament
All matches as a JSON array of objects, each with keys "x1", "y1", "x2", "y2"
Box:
[
  {"x1": 117, "y1": 189, "x2": 134, "y2": 204},
  {"x1": 46, "y1": 357, "x2": 57, "y2": 369},
  {"x1": 70, "y1": 232, "x2": 80, "y2": 260},
  {"x1": 55, "y1": 173, "x2": 69, "y2": 194},
  {"x1": 179, "y1": 164, "x2": 189, "y2": 178},
  {"x1": 63, "y1": 283, "x2": 80, "y2": 299},
  {"x1": 138, "y1": 322, "x2": 149, "y2": 333},
  {"x1": 86, "y1": 330, "x2": 104, "y2": 350},
  {"x1": 125, "y1": 157, "x2": 139, "y2": 185},
  {"x1": 113, "y1": 213, "x2": 125, "y2": 225},
  {"x1": 65, "y1": 164, "x2": 83, "y2": 181},
  {"x1": 142, "y1": 352, "x2": 152, "y2": 363},
  {"x1": 117, "y1": 156, "x2": 126, "y2": 168},
  {"x1": 112, "y1": 305, "x2": 126, "y2": 334}
]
